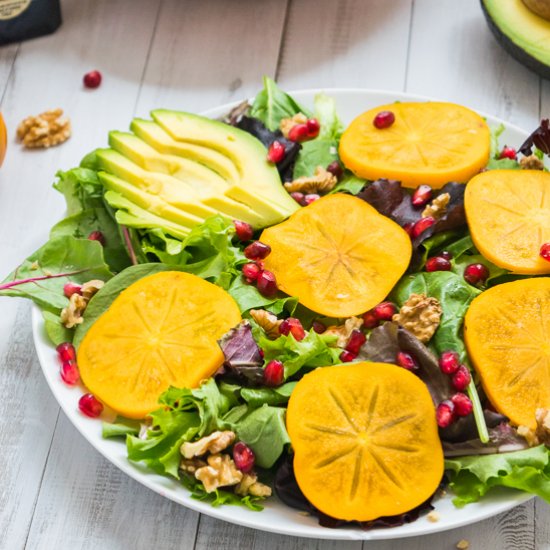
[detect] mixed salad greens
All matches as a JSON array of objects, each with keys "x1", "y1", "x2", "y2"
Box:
[{"x1": 2, "y1": 77, "x2": 550, "y2": 529}]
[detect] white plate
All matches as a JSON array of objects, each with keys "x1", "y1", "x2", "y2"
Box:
[{"x1": 32, "y1": 89, "x2": 533, "y2": 541}]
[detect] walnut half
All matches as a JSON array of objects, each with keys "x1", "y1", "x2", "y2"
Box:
[
  {"x1": 17, "y1": 108, "x2": 71, "y2": 149},
  {"x1": 283, "y1": 166, "x2": 337, "y2": 195},
  {"x1": 194, "y1": 453, "x2": 243, "y2": 493},
  {"x1": 392, "y1": 294, "x2": 442, "y2": 343},
  {"x1": 180, "y1": 430, "x2": 236, "y2": 459}
]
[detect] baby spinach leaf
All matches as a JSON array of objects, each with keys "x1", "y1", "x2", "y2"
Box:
[{"x1": 240, "y1": 382, "x2": 296, "y2": 408}]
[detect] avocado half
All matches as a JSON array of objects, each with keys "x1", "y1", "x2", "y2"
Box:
[{"x1": 481, "y1": 0, "x2": 550, "y2": 79}]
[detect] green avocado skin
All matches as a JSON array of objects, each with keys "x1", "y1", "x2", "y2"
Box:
[{"x1": 481, "y1": 0, "x2": 550, "y2": 79}]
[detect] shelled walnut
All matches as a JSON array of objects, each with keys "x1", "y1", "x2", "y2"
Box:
[{"x1": 16, "y1": 108, "x2": 71, "y2": 148}]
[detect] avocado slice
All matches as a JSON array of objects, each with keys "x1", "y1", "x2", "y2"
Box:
[
  {"x1": 109, "y1": 131, "x2": 267, "y2": 226},
  {"x1": 151, "y1": 109, "x2": 299, "y2": 216},
  {"x1": 482, "y1": 0, "x2": 550, "y2": 78}
]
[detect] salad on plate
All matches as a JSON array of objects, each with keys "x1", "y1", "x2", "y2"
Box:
[{"x1": 2, "y1": 77, "x2": 550, "y2": 530}]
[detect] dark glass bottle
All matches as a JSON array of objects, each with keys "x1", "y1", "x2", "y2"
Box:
[{"x1": 0, "y1": 0, "x2": 61, "y2": 46}]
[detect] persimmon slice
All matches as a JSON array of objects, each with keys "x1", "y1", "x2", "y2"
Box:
[
  {"x1": 260, "y1": 194, "x2": 412, "y2": 317},
  {"x1": 286, "y1": 362, "x2": 444, "y2": 521},
  {"x1": 465, "y1": 278, "x2": 550, "y2": 429},
  {"x1": 465, "y1": 170, "x2": 550, "y2": 274},
  {"x1": 78, "y1": 271, "x2": 241, "y2": 418},
  {"x1": 339, "y1": 102, "x2": 490, "y2": 188}
]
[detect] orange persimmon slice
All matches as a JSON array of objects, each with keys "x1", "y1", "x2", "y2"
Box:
[
  {"x1": 465, "y1": 169, "x2": 550, "y2": 274},
  {"x1": 286, "y1": 362, "x2": 444, "y2": 521},
  {"x1": 465, "y1": 278, "x2": 550, "y2": 429},
  {"x1": 339, "y1": 102, "x2": 490, "y2": 188},
  {"x1": 77, "y1": 271, "x2": 241, "y2": 418},
  {"x1": 260, "y1": 193, "x2": 411, "y2": 317}
]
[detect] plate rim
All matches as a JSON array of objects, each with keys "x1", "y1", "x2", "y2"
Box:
[{"x1": 31, "y1": 87, "x2": 534, "y2": 541}]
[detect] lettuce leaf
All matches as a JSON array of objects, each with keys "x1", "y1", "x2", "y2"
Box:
[{"x1": 445, "y1": 445, "x2": 550, "y2": 506}]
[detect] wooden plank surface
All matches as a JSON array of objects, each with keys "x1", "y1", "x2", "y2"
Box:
[{"x1": 0, "y1": 0, "x2": 548, "y2": 548}]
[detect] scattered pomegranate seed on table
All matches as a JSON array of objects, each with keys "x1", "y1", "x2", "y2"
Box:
[
  {"x1": 412, "y1": 184, "x2": 433, "y2": 207},
  {"x1": 288, "y1": 123, "x2": 309, "y2": 142},
  {"x1": 362, "y1": 310, "x2": 380, "y2": 329},
  {"x1": 339, "y1": 350, "x2": 356, "y2": 363},
  {"x1": 56, "y1": 342, "x2": 76, "y2": 363},
  {"x1": 83, "y1": 70, "x2": 102, "y2": 89},
  {"x1": 264, "y1": 359, "x2": 284, "y2": 386},
  {"x1": 63, "y1": 282, "x2": 82, "y2": 298},
  {"x1": 373, "y1": 301, "x2": 397, "y2": 321},
  {"x1": 267, "y1": 140, "x2": 285, "y2": 163},
  {"x1": 290, "y1": 192, "x2": 305, "y2": 205},
  {"x1": 303, "y1": 193, "x2": 320, "y2": 205},
  {"x1": 233, "y1": 441, "x2": 255, "y2": 473},
  {"x1": 438, "y1": 351, "x2": 460, "y2": 375},
  {"x1": 244, "y1": 241, "x2": 271, "y2": 260},
  {"x1": 233, "y1": 220, "x2": 254, "y2": 241},
  {"x1": 346, "y1": 330, "x2": 366, "y2": 354},
  {"x1": 463, "y1": 263, "x2": 489, "y2": 285},
  {"x1": 436, "y1": 400, "x2": 456, "y2": 428},
  {"x1": 499, "y1": 146, "x2": 517, "y2": 160},
  {"x1": 540, "y1": 243, "x2": 550, "y2": 262},
  {"x1": 306, "y1": 118, "x2": 320, "y2": 138},
  {"x1": 242, "y1": 262, "x2": 261, "y2": 282},
  {"x1": 452, "y1": 364, "x2": 472, "y2": 391},
  {"x1": 279, "y1": 318, "x2": 306, "y2": 341},
  {"x1": 451, "y1": 392, "x2": 473, "y2": 417},
  {"x1": 396, "y1": 351, "x2": 419, "y2": 371},
  {"x1": 372, "y1": 110, "x2": 395, "y2": 129},
  {"x1": 425, "y1": 256, "x2": 452, "y2": 272},
  {"x1": 88, "y1": 230, "x2": 106, "y2": 245},
  {"x1": 60, "y1": 360, "x2": 80, "y2": 385},
  {"x1": 411, "y1": 216, "x2": 436, "y2": 239},
  {"x1": 78, "y1": 393, "x2": 104, "y2": 417},
  {"x1": 256, "y1": 270, "x2": 278, "y2": 297},
  {"x1": 326, "y1": 160, "x2": 343, "y2": 180}
]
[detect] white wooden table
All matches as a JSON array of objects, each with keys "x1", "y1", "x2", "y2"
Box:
[{"x1": 0, "y1": 0, "x2": 548, "y2": 548}]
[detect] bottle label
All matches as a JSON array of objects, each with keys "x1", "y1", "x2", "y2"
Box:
[{"x1": 0, "y1": 0, "x2": 31, "y2": 20}]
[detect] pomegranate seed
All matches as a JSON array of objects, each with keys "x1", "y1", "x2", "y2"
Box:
[
  {"x1": 83, "y1": 70, "x2": 102, "y2": 89},
  {"x1": 436, "y1": 400, "x2": 456, "y2": 428},
  {"x1": 451, "y1": 392, "x2": 473, "y2": 417},
  {"x1": 60, "y1": 360, "x2": 80, "y2": 385},
  {"x1": 312, "y1": 320, "x2": 326, "y2": 334},
  {"x1": 396, "y1": 351, "x2": 419, "y2": 371},
  {"x1": 411, "y1": 217, "x2": 436, "y2": 239},
  {"x1": 440, "y1": 250, "x2": 453, "y2": 260},
  {"x1": 244, "y1": 241, "x2": 271, "y2": 260},
  {"x1": 339, "y1": 350, "x2": 357, "y2": 363},
  {"x1": 326, "y1": 161, "x2": 343, "y2": 180},
  {"x1": 540, "y1": 243, "x2": 550, "y2": 262},
  {"x1": 290, "y1": 192, "x2": 305, "y2": 205},
  {"x1": 78, "y1": 393, "x2": 104, "y2": 417},
  {"x1": 63, "y1": 282, "x2": 82, "y2": 298},
  {"x1": 425, "y1": 256, "x2": 452, "y2": 272},
  {"x1": 463, "y1": 263, "x2": 489, "y2": 285},
  {"x1": 279, "y1": 318, "x2": 306, "y2": 341},
  {"x1": 259, "y1": 348, "x2": 265, "y2": 358},
  {"x1": 56, "y1": 342, "x2": 76, "y2": 363},
  {"x1": 362, "y1": 310, "x2": 380, "y2": 329},
  {"x1": 233, "y1": 220, "x2": 254, "y2": 241},
  {"x1": 452, "y1": 364, "x2": 472, "y2": 391},
  {"x1": 88, "y1": 230, "x2": 106, "y2": 246},
  {"x1": 499, "y1": 146, "x2": 517, "y2": 160},
  {"x1": 346, "y1": 330, "x2": 366, "y2": 354},
  {"x1": 256, "y1": 270, "x2": 278, "y2": 297},
  {"x1": 412, "y1": 185, "x2": 433, "y2": 207},
  {"x1": 438, "y1": 351, "x2": 460, "y2": 375},
  {"x1": 264, "y1": 359, "x2": 284, "y2": 386},
  {"x1": 267, "y1": 140, "x2": 286, "y2": 163},
  {"x1": 373, "y1": 110, "x2": 395, "y2": 129},
  {"x1": 233, "y1": 441, "x2": 255, "y2": 473},
  {"x1": 403, "y1": 222, "x2": 415, "y2": 237},
  {"x1": 304, "y1": 193, "x2": 320, "y2": 205},
  {"x1": 288, "y1": 123, "x2": 309, "y2": 142},
  {"x1": 373, "y1": 301, "x2": 397, "y2": 321},
  {"x1": 306, "y1": 118, "x2": 320, "y2": 138},
  {"x1": 242, "y1": 262, "x2": 261, "y2": 281}
]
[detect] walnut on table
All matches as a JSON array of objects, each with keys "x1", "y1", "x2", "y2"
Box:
[
  {"x1": 283, "y1": 166, "x2": 337, "y2": 195},
  {"x1": 180, "y1": 430, "x2": 235, "y2": 459},
  {"x1": 16, "y1": 108, "x2": 71, "y2": 149},
  {"x1": 392, "y1": 293, "x2": 442, "y2": 343}
]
